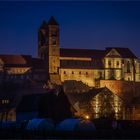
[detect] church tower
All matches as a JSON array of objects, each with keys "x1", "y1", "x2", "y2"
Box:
[
  {"x1": 47, "y1": 16, "x2": 60, "y2": 74},
  {"x1": 38, "y1": 16, "x2": 60, "y2": 84}
]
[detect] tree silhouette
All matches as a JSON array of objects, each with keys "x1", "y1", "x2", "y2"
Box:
[{"x1": 38, "y1": 86, "x2": 72, "y2": 122}]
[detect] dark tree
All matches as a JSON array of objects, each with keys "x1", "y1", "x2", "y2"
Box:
[
  {"x1": 38, "y1": 86, "x2": 72, "y2": 122},
  {"x1": 54, "y1": 87, "x2": 72, "y2": 122}
]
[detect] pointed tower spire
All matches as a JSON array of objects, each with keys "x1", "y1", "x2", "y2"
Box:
[
  {"x1": 48, "y1": 16, "x2": 58, "y2": 25},
  {"x1": 40, "y1": 20, "x2": 48, "y2": 29}
]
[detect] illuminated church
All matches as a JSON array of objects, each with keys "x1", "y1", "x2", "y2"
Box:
[
  {"x1": 38, "y1": 16, "x2": 140, "y2": 87},
  {"x1": 0, "y1": 16, "x2": 140, "y2": 87},
  {"x1": 1, "y1": 17, "x2": 140, "y2": 121}
]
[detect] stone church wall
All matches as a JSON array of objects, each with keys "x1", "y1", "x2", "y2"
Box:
[{"x1": 100, "y1": 80, "x2": 140, "y2": 103}]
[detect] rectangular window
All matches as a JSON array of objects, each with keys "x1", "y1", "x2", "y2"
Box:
[{"x1": 108, "y1": 60, "x2": 111, "y2": 66}]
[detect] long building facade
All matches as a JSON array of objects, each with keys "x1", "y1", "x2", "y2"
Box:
[
  {"x1": 0, "y1": 17, "x2": 139, "y2": 87},
  {"x1": 0, "y1": 16, "x2": 140, "y2": 120},
  {"x1": 38, "y1": 17, "x2": 140, "y2": 87}
]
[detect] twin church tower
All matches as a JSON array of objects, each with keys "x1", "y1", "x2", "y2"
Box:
[
  {"x1": 38, "y1": 16, "x2": 140, "y2": 87},
  {"x1": 38, "y1": 17, "x2": 60, "y2": 83}
]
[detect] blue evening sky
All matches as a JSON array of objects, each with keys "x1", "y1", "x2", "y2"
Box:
[{"x1": 0, "y1": 1, "x2": 140, "y2": 58}]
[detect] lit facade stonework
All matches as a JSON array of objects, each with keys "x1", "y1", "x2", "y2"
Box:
[
  {"x1": 37, "y1": 17, "x2": 140, "y2": 120},
  {"x1": 0, "y1": 17, "x2": 140, "y2": 120},
  {"x1": 0, "y1": 17, "x2": 140, "y2": 86},
  {"x1": 38, "y1": 17, "x2": 140, "y2": 87}
]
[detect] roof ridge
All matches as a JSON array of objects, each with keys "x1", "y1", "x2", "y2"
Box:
[{"x1": 60, "y1": 48, "x2": 105, "y2": 51}]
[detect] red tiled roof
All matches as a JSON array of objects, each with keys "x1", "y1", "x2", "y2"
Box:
[
  {"x1": 60, "y1": 48, "x2": 105, "y2": 58},
  {"x1": 0, "y1": 55, "x2": 32, "y2": 66}
]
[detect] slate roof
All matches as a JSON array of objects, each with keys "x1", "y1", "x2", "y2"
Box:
[
  {"x1": 0, "y1": 55, "x2": 32, "y2": 67},
  {"x1": 48, "y1": 16, "x2": 58, "y2": 25},
  {"x1": 106, "y1": 47, "x2": 137, "y2": 58},
  {"x1": 0, "y1": 48, "x2": 137, "y2": 70},
  {"x1": 60, "y1": 59, "x2": 104, "y2": 69},
  {"x1": 60, "y1": 48, "x2": 105, "y2": 58},
  {"x1": 66, "y1": 88, "x2": 105, "y2": 105},
  {"x1": 60, "y1": 47, "x2": 137, "y2": 59}
]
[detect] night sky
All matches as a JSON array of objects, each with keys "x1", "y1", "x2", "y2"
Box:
[{"x1": 0, "y1": 1, "x2": 140, "y2": 58}]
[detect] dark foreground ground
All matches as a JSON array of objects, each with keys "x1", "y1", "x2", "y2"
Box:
[
  {"x1": 0, "y1": 129, "x2": 140, "y2": 139},
  {"x1": 1, "y1": 119, "x2": 140, "y2": 139}
]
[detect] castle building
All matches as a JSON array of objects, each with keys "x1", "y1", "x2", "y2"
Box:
[
  {"x1": 0, "y1": 16, "x2": 140, "y2": 120},
  {"x1": 0, "y1": 16, "x2": 139, "y2": 87},
  {"x1": 38, "y1": 16, "x2": 140, "y2": 87}
]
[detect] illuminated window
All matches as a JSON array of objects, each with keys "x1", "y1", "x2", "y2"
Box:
[
  {"x1": 2, "y1": 100, "x2": 9, "y2": 104},
  {"x1": 2, "y1": 100, "x2": 4, "y2": 104},
  {"x1": 6, "y1": 100, "x2": 9, "y2": 104}
]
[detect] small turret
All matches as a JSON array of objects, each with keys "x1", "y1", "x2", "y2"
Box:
[{"x1": 48, "y1": 16, "x2": 58, "y2": 25}]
